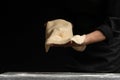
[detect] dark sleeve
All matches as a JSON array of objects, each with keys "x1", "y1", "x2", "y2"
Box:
[{"x1": 97, "y1": 0, "x2": 120, "y2": 41}]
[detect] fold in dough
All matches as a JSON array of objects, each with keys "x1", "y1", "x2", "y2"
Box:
[
  {"x1": 45, "y1": 19, "x2": 73, "y2": 52},
  {"x1": 71, "y1": 35, "x2": 86, "y2": 52}
]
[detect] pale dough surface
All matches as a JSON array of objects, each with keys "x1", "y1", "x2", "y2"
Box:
[
  {"x1": 45, "y1": 19, "x2": 86, "y2": 52},
  {"x1": 45, "y1": 19, "x2": 73, "y2": 52}
]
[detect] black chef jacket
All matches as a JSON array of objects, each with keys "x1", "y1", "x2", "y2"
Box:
[{"x1": 37, "y1": 0, "x2": 120, "y2": 73}]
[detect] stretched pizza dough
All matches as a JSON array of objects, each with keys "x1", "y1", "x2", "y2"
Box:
[
  {"x1": 45, "y1": 19, "x2": 73, "y2": 52},
  {"x1": 45, "y1": 19, "x2": 86, "y2": 52}
]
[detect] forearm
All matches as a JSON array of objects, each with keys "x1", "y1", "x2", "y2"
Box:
[{"x1": 84, "y1": 30, "x2": 106, "y2": 45}]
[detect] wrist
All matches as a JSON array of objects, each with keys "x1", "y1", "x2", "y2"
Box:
[{"x1": 84, "y1": 34, "x2": 90, "y2": 45}]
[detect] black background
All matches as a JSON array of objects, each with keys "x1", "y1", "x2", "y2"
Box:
[
  {"x1": 4, "y1": 0, "x2": 119, "y2": 73},
  {"x1": 1, "y1": 0, "x2": 105, "y2": 72},
  {"x1": 2, "y1": 1, "x2": 60, "y2": 72},
  {"x1": 3, "y1": 0, "x2": 75, "y2": 73}
]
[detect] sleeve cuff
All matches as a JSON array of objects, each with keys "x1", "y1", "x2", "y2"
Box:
[{"x1": 97, "y1": 24, "x2": 113, "y2": 41}]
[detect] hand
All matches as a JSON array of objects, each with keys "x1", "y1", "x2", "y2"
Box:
[{"x1": 72, "y1": 44, "x2": 86, "y2": 52}]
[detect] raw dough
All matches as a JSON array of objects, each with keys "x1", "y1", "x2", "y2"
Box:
[
  {"x1": 45, "y1": 19, "x2": 86, "y2": 52},
  {"x1": 45, "y1": 19, "x2": 73, "y2": 52},
  {"x1": 71, "y1": 35, "x2": 86, "y2": 52}
]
